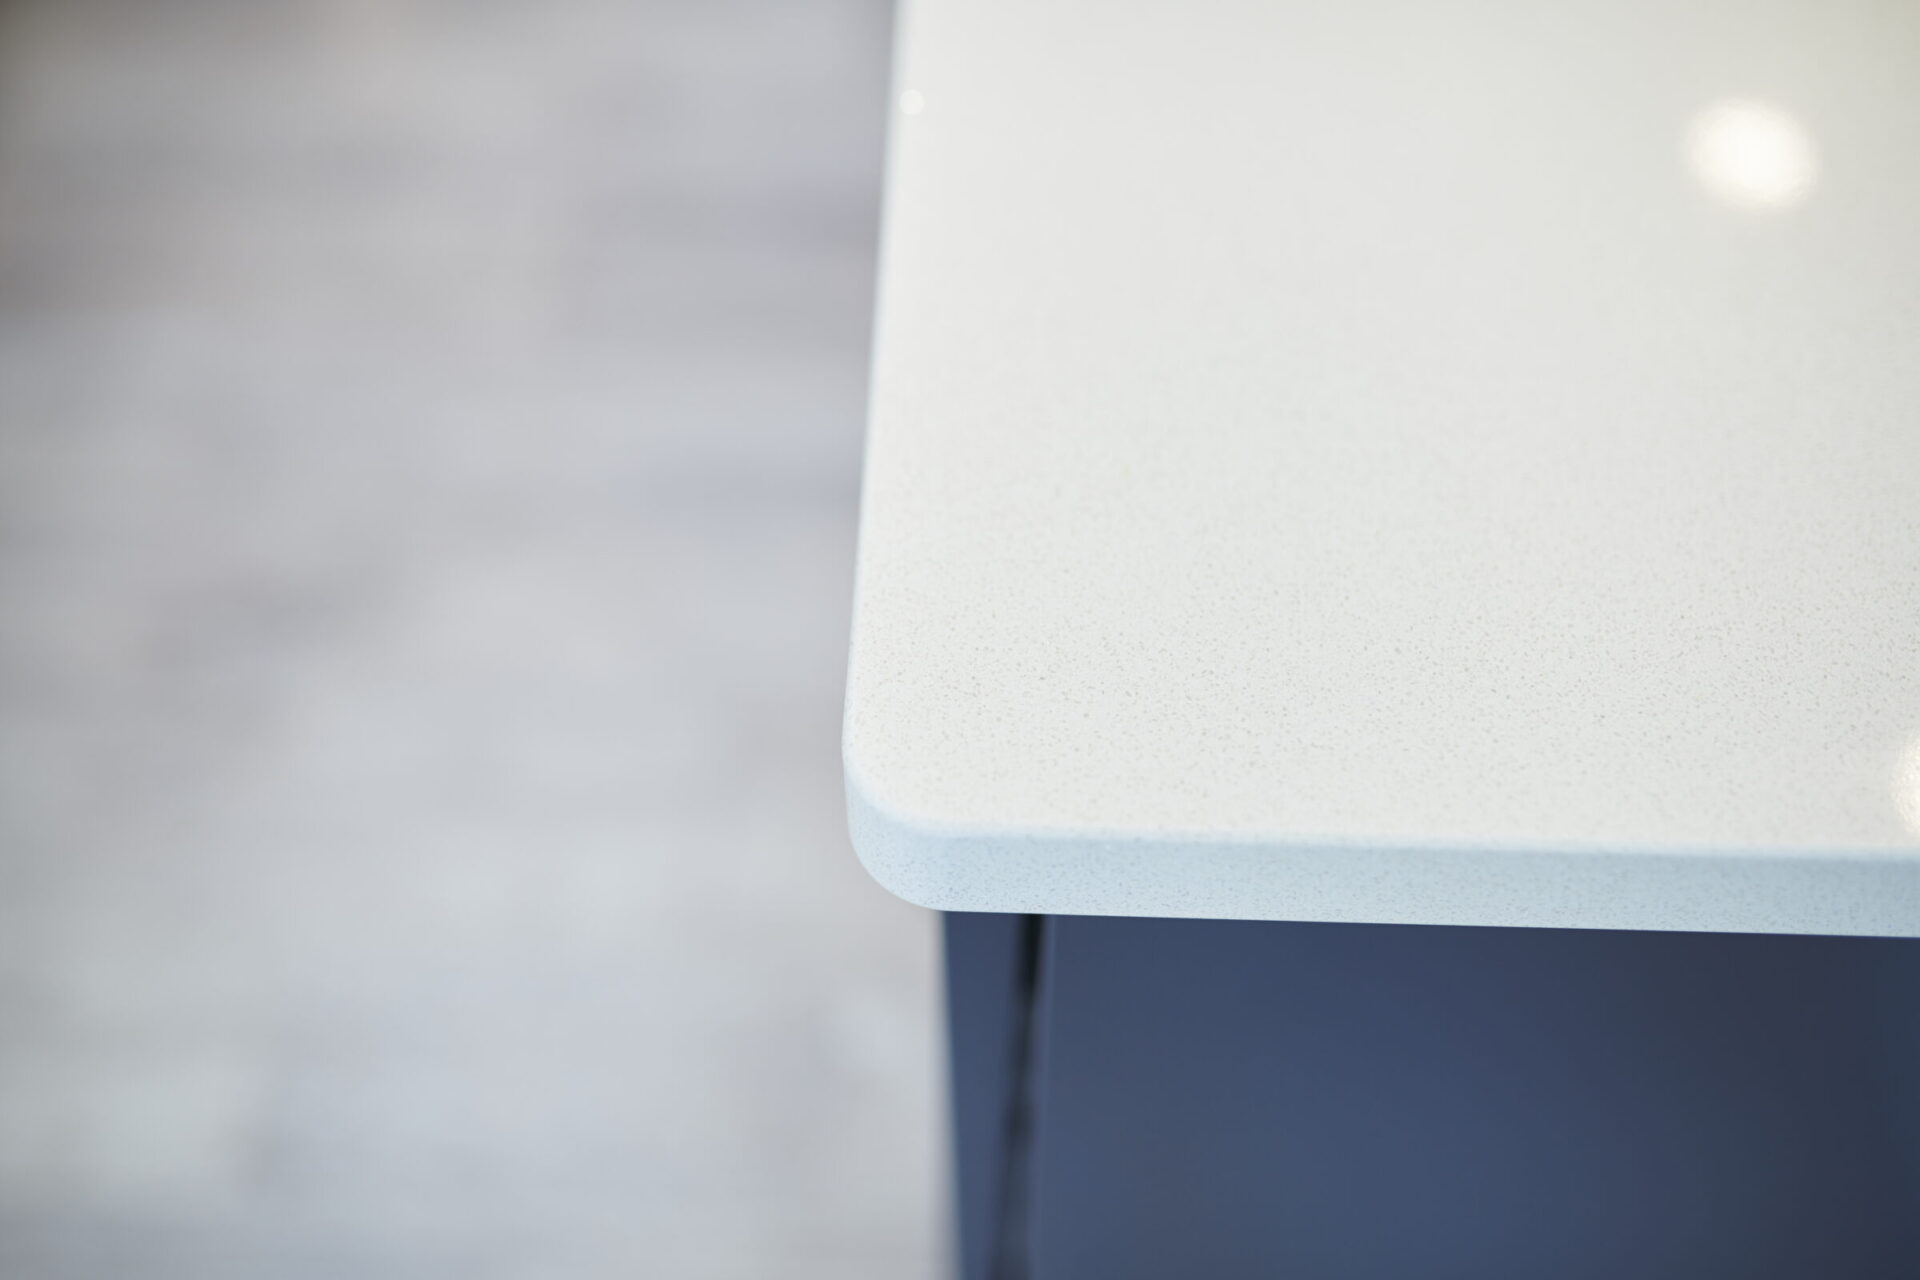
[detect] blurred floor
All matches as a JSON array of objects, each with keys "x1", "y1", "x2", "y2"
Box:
[{"x1": 0, "y1": 2, "x2": 938, "y2": 1277}]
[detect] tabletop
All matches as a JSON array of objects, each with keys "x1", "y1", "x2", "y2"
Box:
[{"x1": 844, "y1": 0, "x2": 1920, "y2": 935}]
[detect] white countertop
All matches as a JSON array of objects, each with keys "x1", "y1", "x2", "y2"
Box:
[{"x1": 843, "y1": 0, "x2": 1920, "y2": 935}]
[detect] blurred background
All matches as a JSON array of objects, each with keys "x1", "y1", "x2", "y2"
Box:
[{"x1": 0, "y1": 1, "x2": 939, "y2": 1277}]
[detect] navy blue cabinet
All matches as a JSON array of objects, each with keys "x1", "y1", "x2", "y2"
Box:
[{"x1": 947, "y1": 914, "x2": 1920, "y2": 1280}]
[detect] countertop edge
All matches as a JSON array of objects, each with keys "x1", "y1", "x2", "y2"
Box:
[{"x1": 843, "y1": 764, "x2": 1920, "y2": 937}]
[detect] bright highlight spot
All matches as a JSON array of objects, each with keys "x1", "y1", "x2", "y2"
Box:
[
  {"x1": 1897, "y1": 735, "x2": 1920, "y2": 839},
  {"x1": 1684, "y1": 98, "x2": 1818, "y2": 210},
  {"x1": 899, "y1": 89, "x2": 925, "y2": 117}
]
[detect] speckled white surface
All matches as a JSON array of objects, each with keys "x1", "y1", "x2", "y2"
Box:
[{"x1": 844, "y1": 0, "x2": 1920, "y2": 935}]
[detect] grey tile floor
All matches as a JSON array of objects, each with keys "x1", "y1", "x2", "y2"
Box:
[{"x1": 0, "y1": 2, "x2": 939, "y2": 1276}]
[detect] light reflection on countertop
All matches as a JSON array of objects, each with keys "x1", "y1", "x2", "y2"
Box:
[
  {"x1": 1685, "y1": 97, "x2": 1819, "y2": 210},
  {"x1": 1898, "y1": 736, "x2": 1920, "y2": 838}
]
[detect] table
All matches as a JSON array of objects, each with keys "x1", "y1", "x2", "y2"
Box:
[{"x1": 843, "y1": 1, "x2": 1920, "y2": 1274}]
